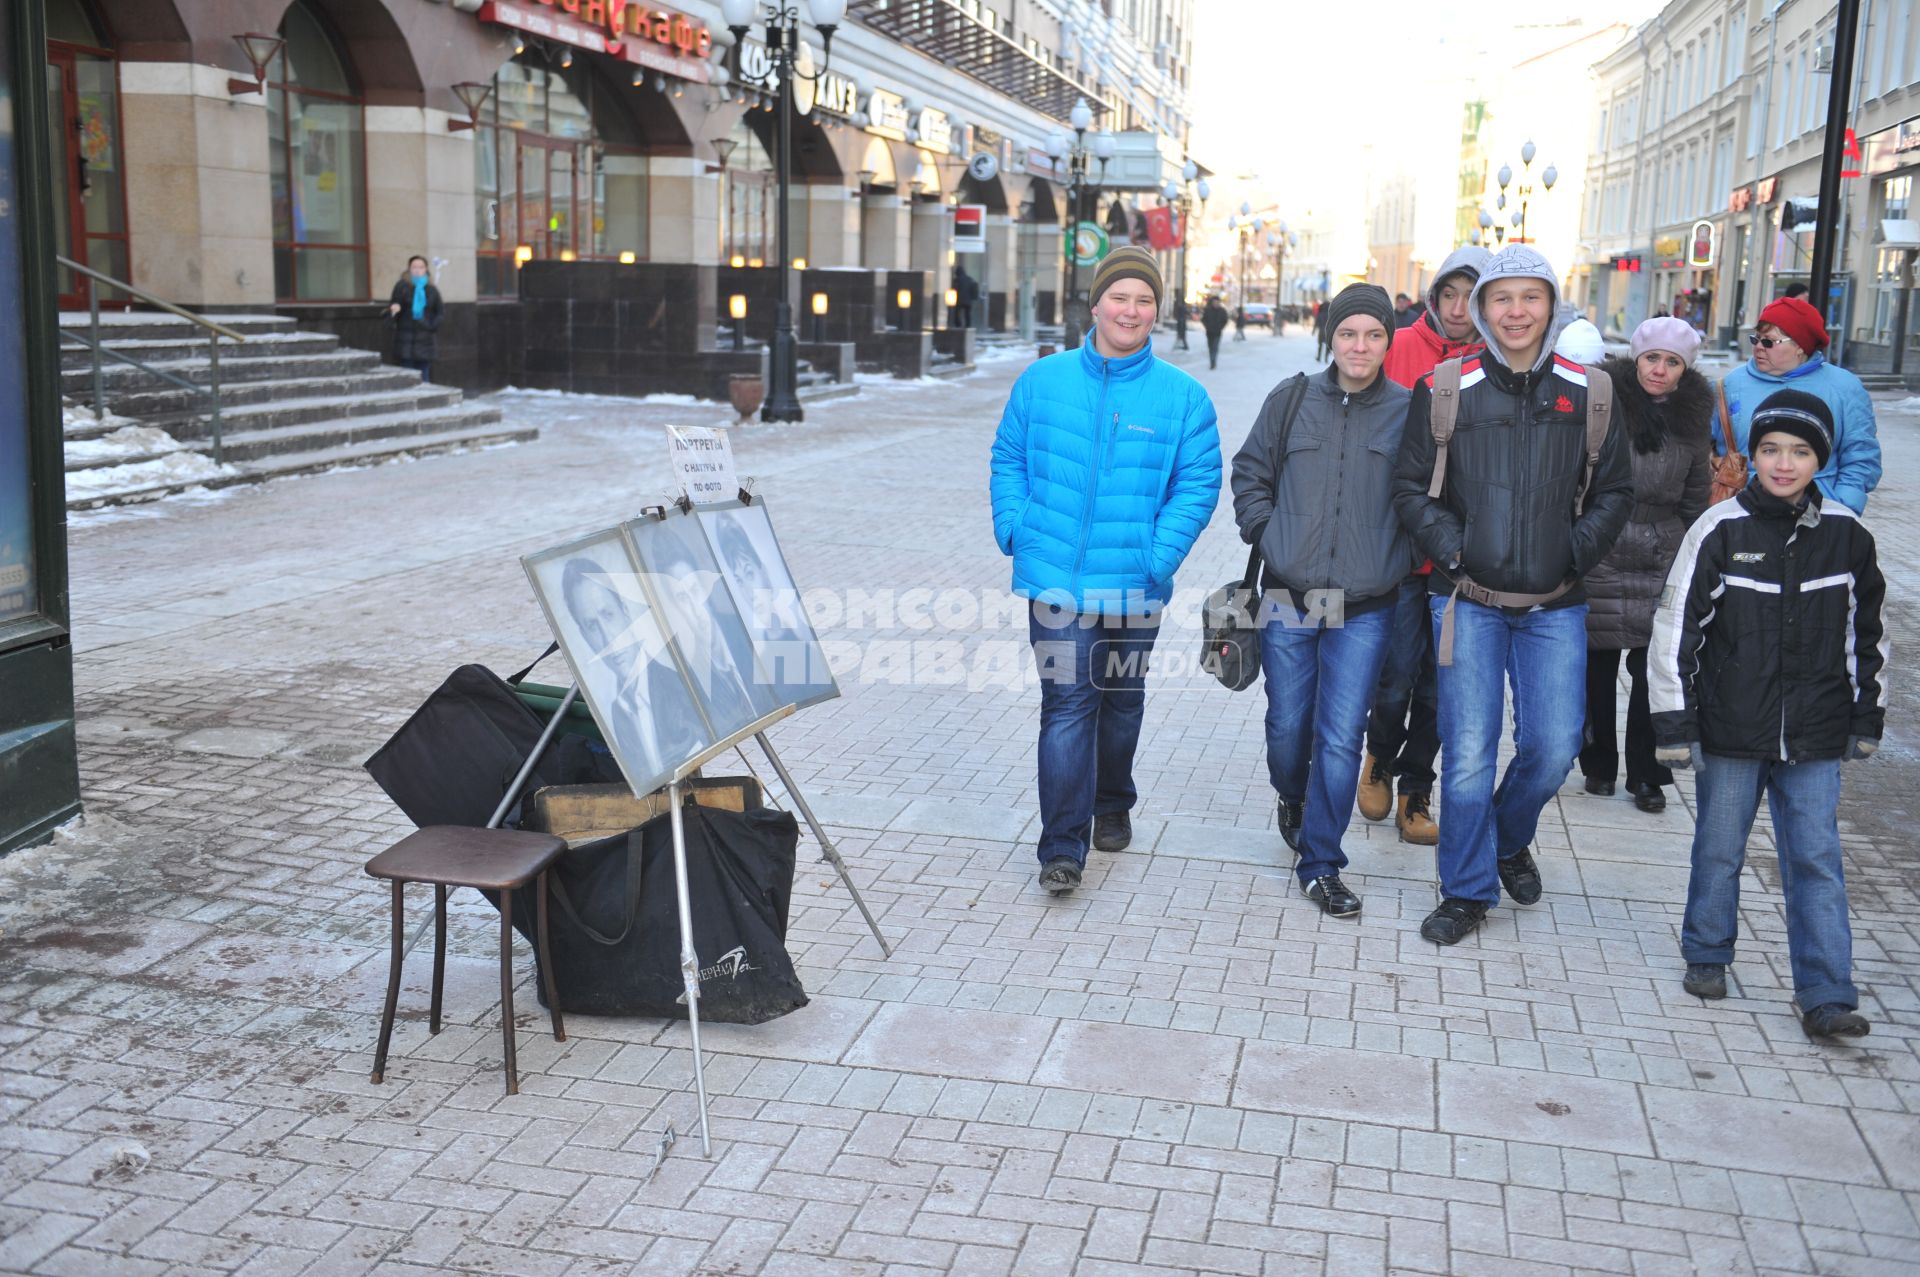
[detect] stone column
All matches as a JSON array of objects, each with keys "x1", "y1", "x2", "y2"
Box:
[
  {"x1": 910, "y1": 199, "x2": 948, "y2": 318},
  {"x1": 981, "y1": 211, "x2": 1015, "y2": 330},
  {"x1": 649, "y1": 157, "x2": 723, "y2": 266},
  {"x1": 364, "y1": 106, "x2": 478, "y2": 304},
  {"x1": 117, "y1": 62, "x2": 274, "y2": 306},
  {"x1": 805, "y1": 184, "x2": 860, "y2": 267},
  {"x1": 860, "y1": 194, "x2": 910, "y2": 270}
]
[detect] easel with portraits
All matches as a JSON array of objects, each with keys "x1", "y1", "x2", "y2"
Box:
[{"x1": 514, "y1": 491, "x2": 884, "y2": 1156}]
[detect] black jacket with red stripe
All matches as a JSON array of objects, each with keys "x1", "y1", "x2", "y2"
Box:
[
  {"x1": 1649, "y1": 479, "x2": 1888, "y2": 761},
  {"x1": 1392, "y1": 352, "x2": 1634, "y2": 607}
]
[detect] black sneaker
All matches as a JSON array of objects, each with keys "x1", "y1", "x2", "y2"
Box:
[
  {"x1": 1092, "y1": 811, "x2": 1132, "y2": 852},
  {"x1": 1497, "y1": 849, "x2": 1543, "y2": 906},
  {"x1": 1583, "y1": 777, "x2": 1616, "y2": 797},
  {"x1": 1038, "y1": 856, "x2": 1082, "y2": 896},
  {"x1": 1419, "y1": 897, "x2": 1490, "y2": 945},
  {"x1": 1683, "y1": 963, "x2": 1727, "y2": 999},
  {"x1": 1304, "y1": 874, "x2": 1361, "y2": 918},
  {"x1": 1277, "y1": 799, "x2": 1304, "y2": 854},
  {"x1": 1802, "y1": 1003, "x2": 1870, "y2": 1039},
  {"x1": 1628, "y1": 782, "x2": 1667, "y2": 813}
]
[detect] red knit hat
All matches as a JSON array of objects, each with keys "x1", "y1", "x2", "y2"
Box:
[{"x1": 1757, "y1": 295, "x2": 1829, "y2": 352}]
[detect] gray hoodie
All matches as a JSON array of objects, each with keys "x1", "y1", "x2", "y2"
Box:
[
  {"x1": 1423, "y1": 245, "x2": 1491, "y2": 316},
  {"x1": 1467, "y1": 244, "x2": 1572, "y2": 374}
]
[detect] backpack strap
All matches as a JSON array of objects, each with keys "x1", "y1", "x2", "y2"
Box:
[
  {"x1": 1426, "y1": 357, "x2": 1464, "y2": 499},
  {"x1": 1575, "y1": 362, "x2": 1613, "y2": 514},
  {"x1": 1246, "y1": 372, "x2": 1312, "y2": 590}
]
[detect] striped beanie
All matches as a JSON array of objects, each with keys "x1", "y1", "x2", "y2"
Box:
[{"x1": 1090, "y1": 245, "x2": 1163, "y2": 309}]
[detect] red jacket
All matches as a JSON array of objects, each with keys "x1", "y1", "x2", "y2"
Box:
[{"x1": 1382, "y1": 312, "x2": 1483, "y2": 389}]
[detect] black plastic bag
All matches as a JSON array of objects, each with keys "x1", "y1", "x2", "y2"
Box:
[
  {"x1": 364, "y1": 662, "x2": 620, "y2": 829},
  {"x1": 504, "y1": 801, "x2": 808, "y2": 1024}
]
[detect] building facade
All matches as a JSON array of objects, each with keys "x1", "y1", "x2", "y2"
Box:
[
  {"x1": 1576, "y1": 0, "x2": 1920, "y2": 365},
  {"x1": 42, "y1": 0, "x2": 1199, "y2": 391}
]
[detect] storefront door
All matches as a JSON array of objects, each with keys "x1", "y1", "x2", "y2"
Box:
[
  {"x1": 43, "y1": 39, "x2": 125, "y2": 307},
  {"x1": 518, "y1": 137, "x2": 583, "y2": 261}
]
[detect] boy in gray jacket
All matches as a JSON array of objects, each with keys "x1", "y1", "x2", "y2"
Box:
[{"x1": 1231, "y1": 283, "x2": 1415, "y2": 916}]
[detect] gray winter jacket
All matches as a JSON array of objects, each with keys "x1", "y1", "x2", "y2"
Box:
[{"x1": 1231, "y1": 367, "x2": 1416, "y2": 613}]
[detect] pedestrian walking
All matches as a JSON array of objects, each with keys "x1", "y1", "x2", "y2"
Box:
[
  {"x1": 1392, "y1": 246, "x2": 1634, "y2": 945},
  {"x1": 1361, "y1": 246, "x2": 1490, "y2": 847},
  {"x1": 952, "y1": 263, "x2": 980, "y2": 329},
  {"x1": 386, "y1": 254, "x2": 442, "y2": 382},
  {"x1": 1313, "y1": 300, "x2": 1331, "y2": 361},
  {"x1": 1719, "y1": 295, "x2": 1881, "y2": 513},
  {"x1": 1579, "y1": 317, "x2": 1713, "y2": 813},
  {"x1": 1231, "y1": 284, "x2": 1413, "y2": 918},
  {"x1": 1233, "y1": 304, "x2": 1248, "y2": 342},
  {"x1": 1650, "y1": 388, "x2": 1887, "y2": 1039},
  {"x1": 989, "y1": 246, "x2": 1221, "y2": 896},
  {"x1": 1393, "y1": 292, "x2": 1421, "y2": 329},
  {"x1": 1201, "y1": 296, "x2": 1229, "y2": 369}
]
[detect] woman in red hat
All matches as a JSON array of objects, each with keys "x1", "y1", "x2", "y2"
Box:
[{"x1": 1718, "y1": 295, "x2": 1882, "y2": 512}]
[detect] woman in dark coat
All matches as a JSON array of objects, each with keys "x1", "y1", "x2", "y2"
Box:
[
  {"x1": 386, "y1": 254, "x2": 443, "y2": 381},
  {"x1": 1581, "y1": 317, "x2": 1715, "y2": 811}
]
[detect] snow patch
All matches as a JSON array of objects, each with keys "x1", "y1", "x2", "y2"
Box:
[
  {"x1": 65, "y1": 425, "x2": 187, "y2": 465},
  {"x1": 65, "y1": 451, "x2": 238, "y2": 502}
]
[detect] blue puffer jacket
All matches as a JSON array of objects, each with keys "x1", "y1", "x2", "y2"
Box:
[
  {"x1": 1720, "y1": 354, "x2": 1881, "y2": 513},
  {"x1": 990, "y1": 339, "x2": 1221, "y2": 616}
]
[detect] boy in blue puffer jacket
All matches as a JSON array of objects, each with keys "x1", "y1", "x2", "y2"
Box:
[{"x1": 990, "y1": 246, "x2": 1221, "y2": 895}]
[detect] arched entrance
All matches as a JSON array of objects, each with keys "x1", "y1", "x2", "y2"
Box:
[
  {"x1": 267, "y1": 1, "x2": 370, "y2": 301},
  {"x1": 44, "y1": 0, "x2": 129, "y2": 307},
  {"x1": 473, "y1": 52, "x2": 651, "y2": 297}
]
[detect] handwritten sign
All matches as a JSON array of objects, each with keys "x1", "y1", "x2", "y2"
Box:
[{"x1": 668, "y1": 425, "x2": 738, "y2": 504}]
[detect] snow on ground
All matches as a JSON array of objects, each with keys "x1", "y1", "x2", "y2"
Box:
[
  {"x1": 63, "y1": 425, "x2": 187, "y2": 465},
  {"x1": 62, "y1": 402, "x2": 143, "y2": 435},
  {"x1": 64, "y1": 451, "x2": 237, "y2": 504}
]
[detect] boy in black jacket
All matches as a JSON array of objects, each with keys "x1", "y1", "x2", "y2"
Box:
[{"x1": 1649, "y1": 388, "x2": 1888, "y2": 1039}]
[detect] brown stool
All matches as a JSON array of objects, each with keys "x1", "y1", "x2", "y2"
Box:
[{"x1": 364, "y1": 826, "x2": 568, "y2": 1095}]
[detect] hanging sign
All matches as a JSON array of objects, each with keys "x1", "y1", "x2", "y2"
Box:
[
  {"x1": 952, "y1": 204, "x2": 987, "y2": 252},
  {"x1": 668, "y1": 426, "x2": 738, "y2": 505},
  {"x1": 1688, "y1": 220, "x2": 1716, "y2": 268},
  {"x1": 967, "y1": 152, "x2": 999, "y2": 182},
  {"x1": 1066, "y1": 220, "x2": 1109, "y2": 268}
]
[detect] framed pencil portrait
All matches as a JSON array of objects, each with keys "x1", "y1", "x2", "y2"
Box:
[{"x1": 695, "y1": 498, "x2": 840, "y2": 711}]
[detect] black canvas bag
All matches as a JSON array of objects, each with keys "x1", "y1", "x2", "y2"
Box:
[
  {"x1": 503, "y1": 800, "x2": 808, "y2": 1023},
  {"x1": 364, "y1": 655, "x2": 619, "y2": 829}
]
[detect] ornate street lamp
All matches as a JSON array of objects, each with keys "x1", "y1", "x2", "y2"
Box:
[
  {"x1": 1497, "y1": 141, "x2": 1555, "y2": 244},
  {"x1": 1046, "y1": 97, "x2": 1115, "y2": 350},
  {"x1": 1167, "y1": 162, "x2": 1208, "y2": 350},
  {"x1": 722, "y1": 0, "x2": 845, "y2": 422}
]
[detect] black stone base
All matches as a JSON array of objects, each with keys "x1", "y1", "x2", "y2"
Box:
[{"x1": 856, "y1": 331, "x2": 932, "y2": 379}]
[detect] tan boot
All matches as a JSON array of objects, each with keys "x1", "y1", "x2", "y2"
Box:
[
  {"x1": 1397, "y1": 793, "x2": 1438, "y2": 845},
  {"x1": 1357, "y1": 753, "x2": 1393, "y2": 822}
]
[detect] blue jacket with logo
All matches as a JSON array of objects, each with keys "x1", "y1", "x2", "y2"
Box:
[
  {"x1": 990, "y1": 339, "x2": 1221, "y2": 616},
  {"x1": 1720, "y1": 354, "x2": 1881, "y2": 514}
]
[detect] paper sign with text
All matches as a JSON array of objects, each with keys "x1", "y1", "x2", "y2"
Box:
[{"x1": 668, "y1": 425, "x2": 739, "y2": 503}]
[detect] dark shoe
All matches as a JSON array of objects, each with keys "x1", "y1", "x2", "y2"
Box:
[
  {"x1": 1277, "y1": 800, "x2": 1304, "y2": 854},
  {"x1": 1497, "y1": 849, "x2": 1543, "y2": 906},
  {"x1": 1396, "y1": 793, "x2": 1438, "y2": 846},
  {"x1": 1092, "y1": 811, "x2": 1132, "y2": 852},
  {"x1": 1304, "y1": 874, "x2": 1362, "y2": 918},
  {"x1": 1356, "y1": 755, "x2": 1393, "y2": 822},
  {"x1": 1802, "y1": 1003, "x2": 1870, "y2": 1039},
  {"x1": 1039, "y1": 857, "x2": 1082, "y2": 896},
  {"x1": 1583, "y1": 776, "x2": 1616, "y2": 797},
  {"x1": 1683, "y1": 962, "x2": 1727, "y2": 999},
  {"x1": 1420, "y1": 897, "x2": 1490, "y2": 945},
  {"x1": 1628, "y1": 782, "x2": 1666, "y2": 813}
]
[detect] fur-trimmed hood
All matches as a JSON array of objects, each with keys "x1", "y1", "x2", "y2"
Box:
[{"x1": 1600, "y1": 357, "x2": 1713, "y2": 455}]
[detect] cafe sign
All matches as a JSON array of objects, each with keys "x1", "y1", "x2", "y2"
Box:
[
  {"x1": 738, "y1": 41, "x2": 856, "y2": 116},
  {"x1": 866, "y1": 88, "x2": 911, "y2": 141},
  {"x1": 914, "y1": 107, "x2": 954, "y2": 154},
  {"x1": 478, "y1": 0, "x2": 713, "y2": 82}
]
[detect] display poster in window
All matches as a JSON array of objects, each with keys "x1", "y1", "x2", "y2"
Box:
[{"x1": 0, "y1": 13, "x2": 38, "y2": 625}]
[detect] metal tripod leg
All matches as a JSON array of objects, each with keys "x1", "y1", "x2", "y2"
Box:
[
  {"x1": 755, "y1": 732, "x2": 891, "y2": 957},
  {"x1": 666, "y1": 782, "x2": 712, "y2": 1156}
]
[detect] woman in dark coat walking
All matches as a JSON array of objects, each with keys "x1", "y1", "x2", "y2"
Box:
[
  {"x1": 386, "y1": 254, "x2": 443, "y2": 381},
  {"x1": 1581, "y1": 317, "x2": 1714, "y2": 811},
  {"x1": 1201, "y1": 296, "x2": 1229, "y2": 369}
]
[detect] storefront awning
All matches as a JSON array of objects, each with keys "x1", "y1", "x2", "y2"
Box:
[{"x1": 846, "y1": 0, "x2": 1111, "y2": 125}]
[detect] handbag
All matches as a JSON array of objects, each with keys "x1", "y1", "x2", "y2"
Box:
[
  {"x1": 1200, "y1": 373, "x2": 1308, "y2": 691},
  {"x1": 1710, "y1": 381, "x2": 1748, "y2": 505}
]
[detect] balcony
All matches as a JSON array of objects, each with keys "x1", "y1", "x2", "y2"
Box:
[{"x1": 847, "y1": 0, "x2": 1112, "y2": 124}]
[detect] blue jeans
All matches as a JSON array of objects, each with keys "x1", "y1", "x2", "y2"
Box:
[
  {"x1": 1684, "y1": 754, "x2": 1855, "y2": 1010},
  {"x1": 1259, "y1": 599, "x2": 1394, "y2": 884},
  {"x1": 1366, "y1": 576, "x2": 1440, "y2": 796},
  {"x1": 1431, "y1": 597, "x2": 1588, "y2": 905},
  {"x1": 1028, "y1": 601, "x2": 1160, "y2": 865}
]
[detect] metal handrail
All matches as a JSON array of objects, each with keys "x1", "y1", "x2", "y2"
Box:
[{"x1": 57, "y1": 256, "x2": 246, "y2": 465}]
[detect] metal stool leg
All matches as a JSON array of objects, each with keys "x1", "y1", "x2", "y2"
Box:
[
  {"x1": 499, "y1": 887, "x2": 518, "y2": 1096},
  {"x1": 372, "y1": 879, "x2": 405, "y2": 1084},
  {"x1": 430, "y1": 884, "x2": 447, "y2": 1034},
  {"x1": 536, "y1": 871, "x2": 565, "y2": 1043}
]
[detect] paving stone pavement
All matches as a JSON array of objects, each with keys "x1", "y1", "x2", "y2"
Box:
[{"x1": 2, "y1": 332, "x2": 1917, "y2": 1277}]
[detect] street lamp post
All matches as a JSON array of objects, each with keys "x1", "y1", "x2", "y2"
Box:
[
  {"x1": 1047, "y1": 98, "x2": 1114, "y2": 350},
  {"x1": 1165, "y1": 161, "x2": 1209, "y2": 351},
  {"x1": 1267, "y1": 223, "x2": 1289, "y2": 336},
  {"x1": 722, "y1": 0, "x2": 845, "y2": 423},
  {"x1": 1495, "y1": 141, "x2": 1557, "y2": 245}
]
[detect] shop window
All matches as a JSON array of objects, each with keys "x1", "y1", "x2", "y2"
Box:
[
  {"x1": 268, "y1": 2, "x2": 368, "y2": 302},
  {"x1": 720, "y1": 115, "x2": 807, "y2": 269},
  {"x1": 44, "y1": 0, "x2": 129, "y2": 306},
  {"x1": 474, "y1": 55, "x2": 648, "y2": 298}
]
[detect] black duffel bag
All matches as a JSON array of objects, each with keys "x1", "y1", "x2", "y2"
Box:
[
  {"x1": 503, "y1": 799, "x2": 808, "y2": 1024},
  {"x1": 364, "y1": 651, "x2": 620, "y2": 829}
]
